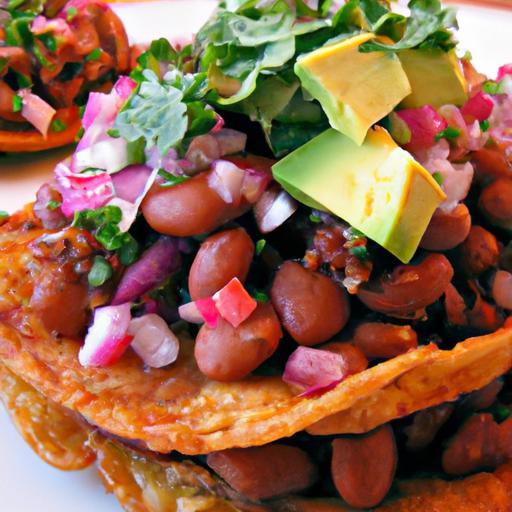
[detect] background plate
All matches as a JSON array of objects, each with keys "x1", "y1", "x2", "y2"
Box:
[{"x1": 1, "y1": 1, "x2": 512, "y2": 510}]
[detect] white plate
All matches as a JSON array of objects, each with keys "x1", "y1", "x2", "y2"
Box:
[{"x1": 1, "y1": 2, "x2": 512, "y2": 511}]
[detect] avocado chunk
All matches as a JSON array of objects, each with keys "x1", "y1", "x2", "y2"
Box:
[
  {"x1": 294, "y1": 33, "x2": 411, "y2": 146},
  {"x1": 399, "y1": 49, "x2": 468, "y2": 108},
  {"x1": 272, "y1": 127, "x2": 446, "y2": 263}
]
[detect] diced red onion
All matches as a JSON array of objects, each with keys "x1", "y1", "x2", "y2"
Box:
[
  {"x1": 127, "y1": 314, "x2": 179, "y2": 368},
  {"x1": 497, "y1": 63, "x2": 512, "y2": 82},
  {"x1": 396, "y1": 105, "x2": 447, "y2": 151},
  {"x1": 213, "y1": 128, "x2": 247, "y2": 155},
  {"x1": 18, "y1": 90, "x2": 56, "y2": 136},
  {"x1": 79, "y1": 303, "x2": 132, "y2": 367},
  {"x1": 178, "y1": 297, "x2": 220, "y2": 328},
  {"x1": 112, "y1": 237, "x2": 181, "y2": 305},
  {"x1": 461, "y1": 91, "x2": 494, "y2": 122},
  {"x1": 208, "y1": 160, "x2": 245, "y2": 205},
  {"x1": 114, "y1": 76, "x2": 137, "y2": 100},
  {"x1": 31, "y1": 16, "x2": 73, "y2": 39},
  {"x1": 55, "y1": 159, "x2": 113, "y2": 217},
  {"x1": 283, "y1": 346, "x2": 349, "y2": 395},
  {"x1": 212, "y1": 277, "x2": 256, "y2": 328},
  {"x1": 74, "y1": 137, "x2": 129, "y2": 174},
  {"x1": 254, "y1": 185, "x2": 298, "y2": 233},
  {"x1": 435, "y1": 161, "x2": 474, "y2": 212},
  {"x1": 241, "y1": 168, "x2": 272, "y2": 203},
  {"x1": 111, "y1": 165, "x2": 152, "y2": 203},
  {"x1": 492, "y1": 270, "x2": 512, "y2": 311}
]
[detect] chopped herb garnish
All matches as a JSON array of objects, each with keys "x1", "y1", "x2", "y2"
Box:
[
  {"x1": 432, "y1": 172, "x2": 444, "y2": 186},
  {"x1": 38, "y1": 33, "x2": 57, "y2": 52},
  {"x1": 66, "y1": 6, "x2": 77, "y2": 21},
  {"x1": 255, "y1": 239, "x2": 266, "y2": 256},
  {"x1": 479, "y1": 119, "x2": 490, "y2": 132},
  {"x1": 16, "y1": 72, "x2": 32, "y2": 89},
  {"x1": 46, "y1": 200, "x2": 61, "y2": 210},
  {"x1": 435, "y1": 126, "x2": 461, "y2": 141},
  {"x1": 158, "y1": 169, "x2": 190, "y2": 187},
  {"x1": 483, "y1": 81, "x2": 499, "y2": 95},
  {"x1": 249, "y1": 287, "x2": 269, "y2": 303},
  {"x1": 88, "y1": 255, "x2": 113, "y2": 287},
  {"x1": 12, "y1": 95, "x2": 22, "y2": 113},
  {"x1": 309, "y1": 213, "x2": 322, "y2": 223},
  {"x1": 32, "y1": 43, "x2": 55, "y2": 69},
  {"x1": 349, "y1": 245, "x2": 368, "y2": 261},
  {"x1": 106, "y1": 128, "x2": 120, "y2": 138},
  {"x1": 0, "y1": 210, "x2": 9, "y2": 220},
  {"x1": 348, "y1": 227, "x2": 365, "y2": 240},
  {"x1": 51, "y1": 119, "x2": 67, "y2": 133},
  {"x1": 85, "y1": 48, "x2": 102, "y2": 62},
  {"x1": 489, "y1": 403, "x2": 511, "y2": 423}
]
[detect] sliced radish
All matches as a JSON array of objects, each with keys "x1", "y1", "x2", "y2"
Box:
[
  {"x1": 79, "y1": 303, "x2": 132, "y2": 367},
  {"x1": 212, "y1": 277, "x2": 257, "y2": 328},
  {"x1": 128, "y1": 314, "x2": 179, "y2": 368},
  {"x1": 283, "y1": 346, "x2": 349, "y2": 396}
]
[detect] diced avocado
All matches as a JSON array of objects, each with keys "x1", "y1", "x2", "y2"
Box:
[
  {"x1": 272, "y1": 127, "x2": 446, "y2": 263},
  {"x1": 398, "y1": 49, "x2": 468, "y2": 108},
  {"x1": 294, "y1": 33, "x2": 411, "y2": 146}
]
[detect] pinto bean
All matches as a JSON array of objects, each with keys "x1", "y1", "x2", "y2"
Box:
[
  {"x1": 195, "y1": 303, "x2": 282, "y2": 381},
  {"x1": 207, "y1": 444, "x2": 317, "y2": 501},
  {"x1": 142, "y1": 171, "x2": 249, "y2": 237},
  {"x1": 322, "y1": 341, "x2": 368, "y2": 374},
  {"x1": 353, "y1": 322, "x2": 418, "y2": 359},
  {"x1": 30, "y1": 267, "x2": 89, "y2": 338},
  {"x1": 357, "y1": 254, "x2": 454, "y2": 316},
  {"x1": 404, "y1": 404, "x2": 454, "y2": 451},
  {"x1": 188, "y1": 228, "x2": 254, "y2": 300},
  {"x1": 331, "y1": 425, "x2": 397, "y2": 509},
  {"x1": 460, "y1": 226, "x2": 499, "y2": 275},
  {"x1": 459, "y1": 379, "x2": 504, "y2": 413},
  {"x1": 472, "y1": 148, "x2": 512, "y2": 185},
  {"x1": 479, "y1": 178, "x2": 512, "y2": 230},
  {"x1": 271, "y1": 262, "x2": 350, "y2": 346},
  {"x1": 420, "y1": 204, "x2": 471, "y2": 251}
]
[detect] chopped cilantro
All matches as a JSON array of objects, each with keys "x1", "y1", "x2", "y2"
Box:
[
  {"x1": 16, "y1": 72, "x2": 32, "y2": 89},
  {"x1": 158, "y1": 169, "x2": 190, "y2": 187},
  {"x1": 106, "y1": 128, "x2": 120, "y2": 138},
  {"x1": 348, "y1": 227, "x2": 365, "y2": 240},
  {"x1": 32, "y1": 43, "x2": 55, "y2": 69},
  {"x1": 309, "y1": 213, "x2": 322, "y2": 223},
  {"x1": 51, "y1": 119, "x2": 67, "y2": 133},
  {"x1": 85, "y1": 48, "x2": 102, "y2": 62},
  {"x1": 38, "y1": 33, "x2": 57, "y2": 52},
  {"x1": 249, "y1": 288, "x2": 269, "y2": 303},
  {"x1": 88, "y1": 256, "x2": 113, "y2": 287},
  {"x1": 432, "y1": 172, "x2": 444, "y2": 186},
  {"x1": 435, "y1": 126, "x2": 461, "y2": 142},
  {"x1": 479, "y1": 119, "x2": 490, "y2": 132},
  {"x1": 255, "y1": 239, "x2": 266, "y2": 256},
  {"x1": 349, "y1": 245, "x2": 368, "y2": 261},
  {"x1": 489, "y1": 403, "x2": 511, "y2": 423},
  {"x1": 66, "y1": 6, "x2": 77, "y2": 21},
  {"x1": 12, "y1": 95, "x2": 22, "y2": 113},
  {"x1": 0, "y1": 210, "x2": 9, "y2": 220},
  {"x1": 46, "y1": 200, "x2": 61, "y2": 210}
]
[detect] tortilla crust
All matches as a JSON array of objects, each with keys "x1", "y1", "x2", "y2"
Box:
[{"x1": 1, "y1": 217, "x2": 512, "y2": 455}]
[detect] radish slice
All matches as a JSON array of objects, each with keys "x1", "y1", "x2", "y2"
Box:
[
  {"x1": 112, "y1": 237, "x2": 181, "y2": 305},
  {"x1": 178, "y1": 297, "x2": 220, "y2": 328},
  {"x1": 396, "y1": 106, "x2": 447, "y2": 151},
  {"x1": 254, "y1": 185, "x2": 298, "y2": 233},
  {"x1": 112, "y1": 165, "x2": 153, "y2": 203},
  {"x1": 18, "y1": 90, "x2": 56, "y2": 136},
  {"x1": 55, "y1": 160, "x2": 113, "y2": 217},
  {"x1": 208, "y1": 160, "x2": 246, "y2": 205},
  {"x1": 461, "y1": 91, "x2": 494, "y2": 122},
  {"x1": 212, "y1": 277, "x2": 256, "y2": 328},
  {"x1": 128, "y1": 314, "x2": 180, "y2": 368},
  {"x1": 79, "y1": 303, "x2": 132, "y2": 367},
  {"x1": 283, "y1": 346, "x2": 349, "y2": 395}
]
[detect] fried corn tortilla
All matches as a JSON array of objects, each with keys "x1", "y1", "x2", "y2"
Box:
[{"x1": 1, "y1": 215, "x2": 512, "y2": 456}]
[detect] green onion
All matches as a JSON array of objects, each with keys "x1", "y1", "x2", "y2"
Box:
[
  {"x1": 51, "y1": 119, "x2": 67, "y2": 133},
  {"x1": 309, "y1": 213, "x2": 322, "y2": 223},
  {"x1": 435, "y1": 126, "x2": 461, "y2": 142},
  {"x1": 432, "y1": 172, "x2": 444, "y2": 186},
  {"x1": 348, "y1": 227, "x2": 365, "y2": 240},
  {"x1": 483, "y1": 81, "x2": 499, "y2": 95},
  {"x1": 107, "y1": 128, "x2": 120, "y2": 138},
  {"x1": 12, "y1": 95, "x2": 22, "y2": 113},
  {"x1": 255, "y1": 239, "x2": 266, "y2": 256},
  {"x1": 38, "y1": 33, "x2": 57, "y2": 53},
  {"x1": 66, "y1": 6, "x2": 78, "y2": 22},
  {"x1": 46, "y1": 200, "x2": 61, "y2": 210},
  {"x1": 85, "y1": 48, "x2": 102, "y2": 62},
  {"x1": 479, "y1": 120, "x2": 490, "y2": 132},
  {"x1": 32, "y1": 43, "x2": 55, "y2": 69},
  {"x1": 158, "y1": 169, "x2": 190, "y2": 187},
  {"x1": 349, "y1": 245, "x2": 368, "y2": 261},
  {"x1": 16, "y1": 72, "x2": 32, "y2": 89},
  {"x1": 88, "y1": 256, "x2": 113, "y2": 287},
  {"x1": 249, "y1": 288, "x2": 269, "y2": 302}
]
